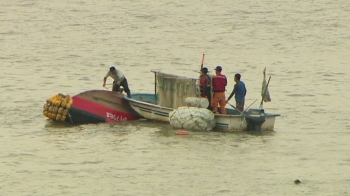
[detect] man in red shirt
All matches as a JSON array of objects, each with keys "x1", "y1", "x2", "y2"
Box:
[{"x1": 212, "y1": 66, "x2": 227, "y2": 114}]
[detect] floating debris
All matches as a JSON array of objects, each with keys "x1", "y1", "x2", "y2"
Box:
[{"x1": 294, "y1": 179, "x2": 301, "y2": 184}]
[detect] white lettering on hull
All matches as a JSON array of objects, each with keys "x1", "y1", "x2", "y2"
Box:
[{"x1": 106, "y1": 112, "x2": 128, "y2": 121}]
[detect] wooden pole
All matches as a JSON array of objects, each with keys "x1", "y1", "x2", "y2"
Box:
[{"x1": 154, "y1": 72, "x2": 157, "y2": 104}]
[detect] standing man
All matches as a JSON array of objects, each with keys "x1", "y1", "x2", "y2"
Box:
[
  {"x1": 199, "y1": 67, "x2": 212, "y2": 110},
  {"x1": 226, "y1": 73, "x2": 247, "y2": 112},
  {"x1": 212, "y1": 66, "x2": 227, "y2": 114},
  {"x1": 103, "y1": 66, "x2": 131, "y2": 98}
]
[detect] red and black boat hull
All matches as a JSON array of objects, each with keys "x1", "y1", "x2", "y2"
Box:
[{"x1": 66, "y1": 90, "x2": 141, "y2": 124}]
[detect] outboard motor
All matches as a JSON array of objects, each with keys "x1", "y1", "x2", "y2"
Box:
[{"x1": 245, "y1": 108, "x2": 266, "y2": 131}]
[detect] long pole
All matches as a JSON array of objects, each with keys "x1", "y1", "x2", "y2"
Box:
[
  {"x1": 154, "y1": 72, "x2": 157, "y2": 104},
  {"x1": 198, "y1": 54, "x2": 205, "y2": 97},
  {"x1": 226, "y1": 99, "x2": 257, "y2": 116},
  {"x1": 260, "y1": 76, "x2": 271, "y2": 109},
  {"x1": 201, "y1": 54, "x2": 205, "y2": 69},
  {"x1": 241, "y1": 99, "x2": 258, "y2": 114}
]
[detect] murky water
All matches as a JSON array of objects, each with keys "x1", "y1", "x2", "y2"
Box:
[{"x1": 1, "y1": 0, "x2": 350, "y2": 195}]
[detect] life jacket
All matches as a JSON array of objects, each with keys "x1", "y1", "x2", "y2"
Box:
[
  {"x1": 200, "y1": 74, "x2": 211, "y2": 91},
  {"x1": 212, "y1": 74, "x2": 227, "y2": 92}
]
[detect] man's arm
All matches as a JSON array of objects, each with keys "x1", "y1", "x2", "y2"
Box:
[
  {"x1": 103, "y1": 77, "x2": 107, "y2": 87},
  {"x1": 226, "y1": 84, "x2": 236, "y2": 102},
  {"x1": 227, "y1": 91, "x2": 234, "y2": 101},
  {"x1": 103, "y1": 71, "x2": 110, "y2": 87},
  {"x1": 211, "y1": 76, "x2": 215, "y2": 89}
]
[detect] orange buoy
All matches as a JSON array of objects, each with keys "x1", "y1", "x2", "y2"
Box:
[{"x1": 175, "y1": 130, "x2": 189, "y2": 135}]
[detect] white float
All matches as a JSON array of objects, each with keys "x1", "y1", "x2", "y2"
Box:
[
  {"x1": 169, "y1": 106, "x2": 215, "y2": 131},
  {"x1": 184, "y1": 97, "x2": 209, "y2": 108}
]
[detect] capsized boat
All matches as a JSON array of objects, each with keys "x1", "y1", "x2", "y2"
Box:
[{"x1": 43, "y1": 90, "x2": 141, "y2": 124}]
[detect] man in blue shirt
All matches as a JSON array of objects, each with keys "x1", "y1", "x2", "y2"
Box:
[{"x1": 226, "y1": 73, "x2": 247, "y2": 112}]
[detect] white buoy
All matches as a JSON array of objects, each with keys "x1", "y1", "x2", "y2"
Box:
[{"x1": 184, "y1": 97, "x2": 209, "y2": 108}]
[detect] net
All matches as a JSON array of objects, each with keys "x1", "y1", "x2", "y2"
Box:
[{"x1": 154, "y1": 71, "x2": 199, "y2": 108}]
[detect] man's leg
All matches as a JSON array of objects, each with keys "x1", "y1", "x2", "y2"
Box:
[
  {"x1": 205, "y1": 88, "x2": 212, "y2": 110},
  {"x1": 212, "y1": 93, "x2": 219, "y2": 113},
  {"x1": 121, "y1": 78, "x2": 131, "y2": 98},
  {"x1": 236, "y1": 102, "x2": 244, "y2": 113},
  {"x1": 217, "y1": 92, "x2": 226, "y2": 114},
  {"x1": 112, "y1": 81, "x2": 120, "y2": 92}
]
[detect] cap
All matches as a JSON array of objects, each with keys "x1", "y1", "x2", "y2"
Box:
[
  {"x1": 201, "y1": 67, "x2": 208, "y2": 73},
  {"x1": 110, "y1": 66, "x2": 116, "y2": 71},
  {"x1": 214, "y1": 66, "x2": 222, "y2": 71}
]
